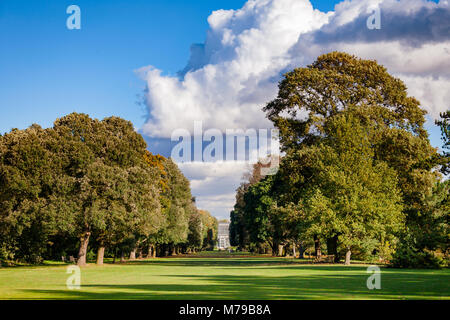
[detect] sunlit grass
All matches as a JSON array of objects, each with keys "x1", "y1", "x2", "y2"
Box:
[{"x1": 0, "y1": 255, "x2": 448, "y2": 300}]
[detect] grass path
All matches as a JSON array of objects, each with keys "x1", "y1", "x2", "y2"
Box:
[{"x1": 0, "y1": 256, "x2": 449, "y2": 300}]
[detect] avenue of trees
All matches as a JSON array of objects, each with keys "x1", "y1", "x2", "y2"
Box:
[
  {"x1": 230, "y1": 52, "x2": 449, "y2": 268},
  {"x1": 0, "y1": 113, "x2": 218, "y2": 266}
]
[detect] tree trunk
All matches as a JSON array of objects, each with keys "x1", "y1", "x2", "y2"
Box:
[
  {"x1": 277, "y1": 244, "x2": 284, "y2": 257},
  {"x1": 129, "y1": 248, "x2": 137, "y2": 260},
  {"x1": 113, "y1": 247, "x2": 117, "y2": 264},
  {"x1": 314, "y1": 236, "x2": 322, "y2": 257},
  {"x1": 152, "y1": 245, "x2": 157, "y2": 258},
  {"x1": 292, "y1": 243, "x2": 297, "y2": 258},
  {"x1": 270, "y1": 241, "x2": 278, "y2": 257},
  {"x1": 345, "y1": 249, "x2": 352, "y2": 266},
  {"x1": 77, "y1": 232, "x2": 91, "y2": 266},
  {"x1": 147, "y1": 245, "x2": 152, "y2": 258},
  {"x1": 327, "y1": 235, "x2": 339, "y2": 263},
  {"x1": 120, "y1": 251, "x2": 125, "y2": 263},
  {"x1": 171, "y1": 245, "x2": 177, "y2": 256},
  {"x1": 297, "y1": 244, "x2": 305, "y2": 259},
  {"x1": 96, "y1": 246, "x2": 105, "y2": 265}
]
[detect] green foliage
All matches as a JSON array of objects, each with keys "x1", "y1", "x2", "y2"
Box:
[
  {"x1": 264, "y1": 52, "x2": 428, "y2": 152},
  {"x1": 391, "y1": 180, "x2": 449, "y2": 268},
  {"x1": 153, "y1": 158, "x2": 192, "y2": 246},
  {"x1": 232, "y1": 52, "x2": 446, "y2": 267},
  {"x1": 0, "y1": 113, "x2": 204, "y2": 264},
  {"x1": 230, "y1": 163, "x2": 265, "y2": 250},
  {"x1": 436, "y1": 111, "x2": 450, "y2": 151},
  {"x1": 198, "y1": 210, "x2": 218, "y2": 249},
  {"x1": 187, "y1": 211, "x2": 203, "y2": 249},
  {"x1": 391, "y1": 243, "x2": 447, "y2": 269},
  {"x1": 435, "y1": 111, "x2": 450, "y2": 175},
  {"x1": 0, "y1": 125, "x2": 56, "y2": 263},
  {"x1": 302, "y1": 112, "x2": 404, "y2": 256},
  {"x1": 243, "y1": 176, "x2": 277, "y2": 246}
]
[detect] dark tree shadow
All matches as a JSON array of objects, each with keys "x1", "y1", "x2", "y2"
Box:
[{"x1": 20, "y1": 258, "x2": 450, "y2": 300}]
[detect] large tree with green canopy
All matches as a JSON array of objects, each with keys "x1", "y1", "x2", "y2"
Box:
[
  {"x1": 264, "y1": 52, "x2": 439, "y2": 212},
  {"x1": 0, "y1": 113, "x2": 203, "y2": 265},
  {"x1": 0, "y1": 125, "x2": 56, "y2": 263},
  {"x1": 261, "y1": 52, "x2": 441, "y2": 265},
  {"x1": 49, "y1": 113, "x2": 158, "y2": 266},
  {"x1": 287, "y1": 110, "x2": 404, "y2": 264}
]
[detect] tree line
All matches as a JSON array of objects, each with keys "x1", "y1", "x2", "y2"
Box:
[
  {"x1": 230, "y1": 52, "x2": 449, "y2": 268},
  {"x1": 0, "y1": 113, "x2": 218, "y2": 266}
]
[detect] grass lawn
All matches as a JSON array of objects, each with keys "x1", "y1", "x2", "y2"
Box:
[{"x1": 0, "y1": 255, "x2": 449, "y2": 300}]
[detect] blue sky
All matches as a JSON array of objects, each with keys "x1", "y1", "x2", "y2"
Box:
[
  {"x1": 0, "y1": 0, "x2": 335, "y2": 132},
  {"x1": 0, "y1": 0, "x2": 443, "y2": 144},
  {"x1": 1, "y1": 0, "x2": 447, "y2": 218}
]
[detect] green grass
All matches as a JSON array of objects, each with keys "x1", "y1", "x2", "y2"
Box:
[{"x1": 0, "y1": 255, "x2": 449, "y2": 300}]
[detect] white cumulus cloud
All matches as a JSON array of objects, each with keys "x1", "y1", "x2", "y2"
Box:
[
  {"x1": 138, "y1": 0, "x2": 450, "y2": 218},
  {"x1": 139, "y1": 0, "x2": 331, "y2": 138},
  {"x1": 179, "y1": 161, "x2": 251, "y2": 219}
]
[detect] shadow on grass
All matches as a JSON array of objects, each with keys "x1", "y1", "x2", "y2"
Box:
[
  {"x1": 20, "y1": 260, "x2": 450, "y2": 300},
  {"x1": 116, "y1": 257, "x2": 317, "y2": 268}
]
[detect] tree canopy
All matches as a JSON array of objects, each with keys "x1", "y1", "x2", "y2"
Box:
[
  {"x1": 0, "y1": 113, "x2": 217, "y2": 266},
  {"x1": 232, "y1": 52, "x2": 447, "y2": 267}
]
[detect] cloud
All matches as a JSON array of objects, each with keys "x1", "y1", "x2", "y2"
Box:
[
  {"x1": 179, "y1": 162, "x2": 251, "y2": 219},
  {"x1": 196, "y1": 193, "x2": 238, "y2": 221},
  {"x1": 138, "y1": 0, "x2": 331, "y2": 138},
  {"x1": 311, "y1": 0, "x2": 450, "y2": 46},
  {"x1": 290, "y1": 0, "x2": 450, "y2": 119},
  {"x1": 139, "y1": 0, "x2": 449, "y2": 138},
  {"x1": 138, "y1": 0, "x2": 450, "y2": 218},
  {"x1": 401, "y1": 74, "x2": 450, "y2": 119}
]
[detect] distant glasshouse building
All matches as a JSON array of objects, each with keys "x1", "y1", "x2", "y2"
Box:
[{"x1": 217, "y1": 221, "x2": 231, "y2": 250}]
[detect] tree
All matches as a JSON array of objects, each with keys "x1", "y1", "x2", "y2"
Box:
[
  {"x1": 264, "y1": 52, "x2": 428, "y2": 151},
  {"x1": 187, "y1": 211, "x2": 203, "y2": 251},
  {"x1": 436, "y1": 111, "x2": 450, "y2": 175},
  {"x1": 391, "y1": 180, "x2": 449, "y2": 268},
  {"x1": 262, "y1": 110, "x2": 405, "y2": 264},
  {"x1": 301, "y1": 111, "x2": 404, "y2": 264},
  {"x1": 264, "y1": 52, "x2": 438, "y2": 213},
  {"x1": 243, "y1": 177, "x2": 276, "y2": 253},
  {"x1": 49, "y1": 113, "x2": 153, "y2": 266},
  {"x1": 262, "y1": 52, "x2": 440, "y2": 265},
  {"x1": 198, "y1": 210, "x2": 218, "y2": 250},
  {"x1": 230, "y1": 163, "x2": 266, "y2": 250},
  {"x1": 150, "y1": 158, "x2": 192, "y2": 256},
  {"x1": 92, "y1": 163, "x2": 162, "y2": 265},
  {"x1": 0, "y1": 113, "x2": 204, "y2": 265},
  {"x1": 0, "y1": 126, "x2": 56, "y2": 263}
]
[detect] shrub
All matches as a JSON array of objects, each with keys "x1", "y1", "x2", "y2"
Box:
[{"x1": 391, "y1": 244, "x2": 447, "y2": 269}]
